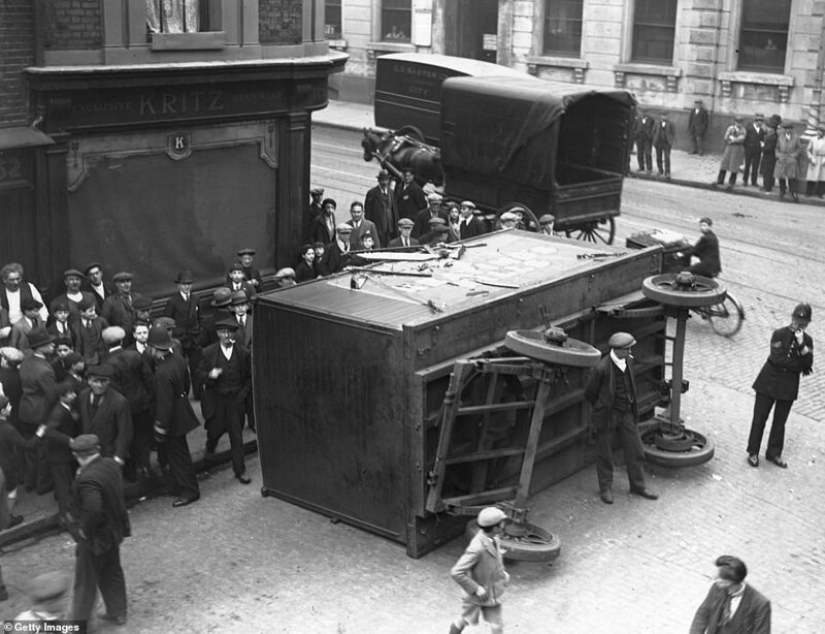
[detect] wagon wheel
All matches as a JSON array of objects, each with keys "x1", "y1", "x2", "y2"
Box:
[
  {"x1": 497, "y1": 202, "x2": 540, "y2": 232},
  {"x1": 395, "y1": 125, "x2": 426, "y2": 143},
  {"x1": 641, "y1": 273, "x2": 727, "y2": 308},
  {"x1": 504, "y1": 330, "x2": 601, "y2": 368},
  {"x1": 564, "y1": 217, "x2": 616, "y2": 244},
  {"x1": 465, "y1": 519, "x2": 561, "y2": 562},
  {"x1": 637, "y1": 420, "x2": 715, "y2": 468}
]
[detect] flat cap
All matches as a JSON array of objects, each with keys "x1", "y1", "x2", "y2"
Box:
[
  {"x1": 428, "y1": 217, "x2": 446, "y2": 226},
  {"x1": 397, "y1": 217, "x2": 415, "y2": 228},
  {"x1": 432, "y1": 225, "x2": 450, "y2": 234},
  {"x1": 310, "y1": 186, "x2": 324, "y2": 195},
  {"x1": 539, "y1": 214, "x2": 556, "y2": 224},
  {"x1": 102, "y1": 326, "x2": 126, "y2": 344},
  {"x1": 608, "y1": 332, "x2": 636, "y2": 349},
  {"x1": 335, "y1": 222, "x2": 353, "y2": 233},
  {"x1": 460, "y1": 200, "x2": 476, "y2": 209},
  {"x1": 215, "y1": 317, "x2": 240, "y2": 331},
  {"x1": 733, "y1": 116, "x2": 744, "y2": 123},
  {"x1": 782, "y1": 121, "x2": 794, "y2": 129},
  {"x1": 0, "y1": 347, "x2": 25, "y2": 364},
  {"x1": 793, "y1": 302, "x2": 812, "y2": 321},
  {"x1": 427, "y1": 192, "x2": 443, "y2": 202},
  {"x1": 132, "y1": 296, "x2": 153, "y2": 310},
  {"x1": 70, "y1": 434, "x2": 100, "y2": 455},
  {"x1": 52, "y1": 299, "x2": 70, "y2": 312},
  {"x1": 63, "y1": 268, "x2": 84, "y2": 279},
  {"x1": 153, "y1": 316, "x2": 176, "y2": 330},
  {"x1": 211, "y1": 288, "x2": 232, "y2": 307},
  {"x1": 273, "y1": 267, "x2": 296, "y2": 279},
  {"x1": 29, "y1": 571, "x2": 72, "y2": 603},
  {"x1": 237, "y1": 248, "x2": 256, "y2": 257},
  {"x1": 500, "y1": 212, "x2": 519, "y2": 223},
  {"x1": 478, "y1": 507, "x2": 508, "y2": 527},
  {"x1": 754, "y1": 113, "x2": 764, "y2": 120},
  {"x1": 87, "y1": 365, "x2": 114, "y2": 379},
  {"x1": 230, "y1": 290, "x2": 250, "y2": 306},
  {"x1": 112, "y1": 271, "x2": 133, "y2": 282}
]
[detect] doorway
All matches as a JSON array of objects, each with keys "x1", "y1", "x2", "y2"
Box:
[{"x1": 445, "y1": 0, "x2": 499, "y2": 63}]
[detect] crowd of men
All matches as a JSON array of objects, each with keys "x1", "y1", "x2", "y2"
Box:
[{"x1": 633, "y1": 100, "x2": 825, "y2": 200}]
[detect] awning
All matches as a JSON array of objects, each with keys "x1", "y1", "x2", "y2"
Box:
[{"x1": 0, "y1": 126, "x2": 56, "y2": 150}]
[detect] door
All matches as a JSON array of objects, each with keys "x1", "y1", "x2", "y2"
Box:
[{"x1": 446, "y1": 0, "x2": 499, "y2": 63}]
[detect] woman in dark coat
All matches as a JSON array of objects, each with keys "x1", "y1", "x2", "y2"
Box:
[{"x1": 760, "y1": 115, "x2": 781, "y2": 193}]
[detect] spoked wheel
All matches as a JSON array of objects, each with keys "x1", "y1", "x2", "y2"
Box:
[
  {"x1": 465, "y1": 519, "x2": 561, "y2": 562},
  {"x1": 497, "y1": 202, "x2": 540, "y2": 232},
  {"x1": 564, "y1": 217, "x2": 616, "y2": 244},
  {"x1": 395, "y1": 125, "x2": 426, "y2": 143},
  {"x1": 641, "y1": 273, "x2": 727, "y2": 308},
  {"x1": 706, "y1": 293, "x2": 745, "y2": 337},
  {"x1": 637, "y1": 420, "x2": 714, "y2": 468}
]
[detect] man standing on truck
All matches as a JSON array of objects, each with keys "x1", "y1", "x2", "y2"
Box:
[
  {"x1": 364, "y1": 169, "x2": 398, "y2": 246},
  {"x1": 395, "y1": 167, "x2": 427, "y2": 221}
]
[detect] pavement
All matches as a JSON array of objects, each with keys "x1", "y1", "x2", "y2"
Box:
[{"x1": 313, "y1": 99, "x2": 825, "y2": 209}]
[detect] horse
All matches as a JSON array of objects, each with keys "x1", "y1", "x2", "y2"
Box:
[{"x1": 361, "y1": 128, "x2": 444, "y2": 187}]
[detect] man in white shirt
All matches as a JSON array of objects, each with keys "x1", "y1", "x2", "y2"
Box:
[{"x1": 1, "y1": 262, "x2": 48, "y2": 325}]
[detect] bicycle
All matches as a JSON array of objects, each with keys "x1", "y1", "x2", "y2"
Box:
[{"x1": 692, "y1": 291, "x2": 745, "y2": 337}]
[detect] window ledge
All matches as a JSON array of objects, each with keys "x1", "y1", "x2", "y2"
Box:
[
  {"x1": 718, "y1": 71, "x2": 794, "y2": 103},
  {"x1": 366, "y1": 41, "x2": 415, "y2": 60},
  {"x1": 527, "y1": 56, "x2": 589, "y2": 83},
  {"x1": 327, "y1": 38, "x2": 348, "y2": 51},
  {"x1": 150, "y1": 31, "x2": 226, "y2": 51},
  {"x1": 613, "y1": 63, "x2": 681, "y2": 92}
]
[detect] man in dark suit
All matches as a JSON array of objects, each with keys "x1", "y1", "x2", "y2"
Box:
[
  {"x1": 67, "y1": 434, "x2": 130, "y2": 627},
  {"x1": 163, "y1": 270, "x2": 202, "y2": 399},
  {"x1": 78, "y1": 365, "x2": 132, "y2": 467},
  {"x1": 746, "y1": 303, "x2": 813, "y2": 469},
  {"x1": 388, "y1": 218, "x2": 420, "y2": 248},
  {"x1": 101, "y1": 272, "x2": 147, "y2": 346},
  {"x1": 226, "y1": 262, "x2": 257, "y2": 305},
  {"x1": 584, "y1": 331, "x2": 658, "y2": 505},
  {"x1": 347, "y1": 201, "x2": 381, "y2": 250},
  {"x1": 148, "y1": 327, "x2": 200, "y2": 507},
  {"x1": 652, "y1": 113, "x2": 676, "y2": 179},
  {"x1": 684, "y1": 217, "x2": 722, "y2": 278},
  {"x1": 395, "y1": 166, "x2": 427, "y2": 221},
  {"x1": 633, "y1": 110, "x2": 655, "y2": 173},
  {"x1": 742, "y1": 113, "x2": 765, "y2": 186},
  {"x1": 690, "y1": 555, "x2": 770, "y2": 634},
  {"x1": 81, "y1": 262, "x2": 116, "y2": 312},
  {"x1": 39, "y1": 382, "x2": 81, "y2": 523},
  {"x1": 202, "y1": 288, "x2": 234, "y2": 347},
  {"x1": 229, "y1": 291, "x2": 253, "y2": 350},
  {"x1": 198, "y1": 318, "x2": 253, "y2": 483},
  {"x1": 457, "y1": 201, "x2": 486, "y2": 240},
  {"x1": 688, "y1": 99, "x2": 709, "y2": 156},
  {"x1": 102, "y1": 326, "x2": 154, "y2": 480},
  {"x1": 364, "y1": 169, "x2": 398, "y2": 246}
]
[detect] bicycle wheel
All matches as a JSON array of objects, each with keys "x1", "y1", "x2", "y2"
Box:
[{"x1": 707, "y1": 293, "x2": 744, "y2": 337}]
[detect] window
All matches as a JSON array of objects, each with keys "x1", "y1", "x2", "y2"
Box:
[
  {"x1": 738, "y1": 0, "x2": 791, "y2": 72},
  {"x1": 382, "y1": 0, "x2": 411, "y2": 42},
  {"x1": 631, "y1": 0, "x2": 677, "y2": 64},
  {"x1": 325, "y1": 0, "x2": 342, "y2": 39},
  {"x1": 544, "y1": 0, "x2": 583, "y2": 56}
]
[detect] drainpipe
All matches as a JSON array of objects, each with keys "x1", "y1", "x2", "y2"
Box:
[{"x1": 804, "y1": 13, "x2": 825, "y2": 136}]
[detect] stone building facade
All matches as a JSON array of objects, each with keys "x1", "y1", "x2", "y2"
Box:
[{"x1": 326, "y1": 0, "x2": 824, "y2": 152}]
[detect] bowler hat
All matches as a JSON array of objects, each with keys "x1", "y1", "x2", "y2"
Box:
[
  {"x1": 102, "y1": 326, "x2": 126, "y2": 344},
  {"x1": 87, "y1": 365, "x2": 114, "y2": 379},
  {"x1": 215, "y1": 317, "x2": 240, "y2": 332},
  {"x1": 112, "y1": 271, "x2": 132, "y2": 282},
  {"x1": 793, "y1": 303, "x2": 812, "y2": 321},
  {"x1": 768, "y1": 114, "x2": 782, "y2": 127},
  {"x1": 27, "y1": 327, "x2": 56, "y2": 350},
  {"x1": 174, "y1": 270, "x2": 194, "y2": 284},
  {"x1": 211, "y1": 288, "x2": 232, "y2": 307},
  {"x1": 230, "y1": 290, "x2": 250, "y2": 306},
  {"x1": 147, "y1": 327, "x2": 173, "y2": 350},
  {"x1": 237, "y1": 248, "x2": 256, "y2": 257},
  {"x1": 608, "y1": 332, "x2": 636, "y2": 349},
  {"x1": 63, "y1": 268, "x2": 84, "y2": 279},
  {"x1": 69, "y1": 434, "x2": 100, "y2": 456},
  {"x1": 377, "y1": 169, "x2": 390, "y2": 180},
  {"x1": 28, "y1": 571, "x2": 72, "y2": 603}
]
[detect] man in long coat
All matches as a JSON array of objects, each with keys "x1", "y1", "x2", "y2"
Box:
[
  {"x1": 715, "y1": 116, "x2": 746, "y2": 190},
  {"x1": 759, "y1": 115, "x2": 781, "y2": 193},
  {"x1": 805, "y1": 123, "x2": 825, "y2": 198},
  {"x1": 742, "y1": 113, "x2": 765, "y2": 186},
  {"x1": 774, "y1": 122, "x2": 802, "y2": 202},
  {"x1": 162, "y1": 270, "x2": 202, "y2": 399},
  {"x1": 633, "y1": 111, "x2": 655, "y2": 173},
  {"x1": 364, "y1": 169, "x2": 398, "y2": 246},
  {"x1": 687, "y1": 99, "x2": 709, "y2": 156},
  {"x1": 652, "y1": 113, "x2": 676, "y2": 179}
]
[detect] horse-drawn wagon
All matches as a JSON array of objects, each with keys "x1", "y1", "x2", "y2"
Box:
[{"x1": 362, "y1": 55, "x2": 636, "y2": 244}]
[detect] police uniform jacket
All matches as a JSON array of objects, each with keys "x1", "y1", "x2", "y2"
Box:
[
  {"x1": 70, "y1": 455, "x2": 130, "y2": 555},
  {"x1": 78, "y1": 388, "x2": 133, "y2": 462},
  {"x1": 198, "y1": 342, "x2": 252, "y2": 421},
  {"x1": 19, "y1": 354, "x2": 59, "y2": 427},
  {"x1": 153, "y1": 353, "x2": 199, "y2": 437},
  {"x1": 450, "y1": 530, "x2": 510, "y2": 607},
  {"x1": 752, "y1": 326, "x2": 813, "y2": 401},
  {"x1": 689, "y1": 582, "x2": 771, "y2": 634},
  {"x1": 584, "y1": 354, "x2": 639, "y2": 421}
]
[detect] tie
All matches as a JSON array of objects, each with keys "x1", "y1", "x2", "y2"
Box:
[
  {"x1": 125, "y1": 294, "x2": 132, "y2": 309},
  {"x1": 720, "y1": 592, "x2": 732, "y2": 625},
  {"x1": 403, "y1": 238, "x2": 408, "y2": 247},
  {"x1": 83, "y1": 320, "x2": 90, "y2": 329},
  {"x1": 90, "y1": 395, "x2": 99, "y2": 419},
  {"x1": 239, "y1": 316, "x2": 245, "y2": 327}
]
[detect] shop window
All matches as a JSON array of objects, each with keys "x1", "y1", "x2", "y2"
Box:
[
  {"x1": 146, "y1": 0, "x2": 220, "y2": 34},
  {"x1": 631, "y1": 0, "x2": 677, "y2": 64},
  {"x1": 543, "y1": 0, "x2": 583, "y2": 56},
  {"x1": 738, "y1": 0, "x2": 791, "y2": 72},
  {"x1": 325, "y1": 0, "x2": 342, "y2": 39},
  {"x1": 382, "y1": 0, "x2": 411, "y2": 42}
]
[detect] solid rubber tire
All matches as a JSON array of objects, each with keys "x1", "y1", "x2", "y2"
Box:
[
  {"x1": 637, "y1": 420, "x2": 715, "y2": 467},
  {"x1": 641, "y1": 274, "x2": 727, "y2": 308},
  {"x1": 465, "y1": 519, "x2": 561, "y2": 562},
  {"x1": 504, "y1": 330, "x2": 601, "y2": 368}
]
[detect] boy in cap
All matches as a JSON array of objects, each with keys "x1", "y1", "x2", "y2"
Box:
[
  {"x1": 70, "y1": 296, "x2": 110, "y2": 366},
  {"x1": 81, "y1": 262, "x2": 115, "y2": 311},
  {"x1": 458, "y1": 201, "x2": 486, "y2": 240},
  {"x1": 498, "y1": 212, "x2": 519, "y2": 230},
  {"x1": 413, "y1": 192, "x2": 448, "y2": 239},
  {"x1": 38, "y1": 382, "x2": 81, "y2": 521},
  {"x1": 682, "y1": 217, "x2": 721, "y2": 278},
  {"x1": 9, "y1": 297, "x2": 46, "y2": 351},
  {"x1": 388, "y1": 217, "x2": 420, "y2": 248},
  {"x1": 746, "y1": 303, "x2": 813, "y2": 469},
  {"x1": 226, "y1": 262, "x2": 257, "y2": 304},
  {"x1": 79, "y1": 365, "x2": 132, "y2": 468},
  {"x1": 449, "y1": 506, "x2": 510, "y2": 634},
  {"x1": 538, "y1": 214, "x2": 557, "y2": 236},
  {"x1": 237, "y1": 248, "x2": 262, "y2": 289},
  {"x1": 584, "y1": 332, "x2": 658, "y2": 504},
  {"x1": 395, "y1": 165, "x2": 427, "y2": 221},
  {"x1": 47, "y1": 299, "x2": 73, "y2": 343}
]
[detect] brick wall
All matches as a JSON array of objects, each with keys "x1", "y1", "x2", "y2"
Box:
[
  {"x1": 0, "y1": 0, "x2": 36, "y2": 126},
  {"x1": 43, "y1": 0, "x2": 102, "y2": 51},
  {"x1": 259, "y1": 0, "x2": 303, "y2": 45}
]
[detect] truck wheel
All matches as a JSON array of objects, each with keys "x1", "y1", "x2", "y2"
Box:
[
  {"x1": 641, "y1": 273, "x2": 727, "y2": 308},
  {"x1": 565, "y1": 218, "x2": 616, "y2": 244},
  {"x1": 637, "y1": 420, "x2": 714, "y2": 467},
  {"x1": 504, "y1": 330, "x2": 602, "y2": 368},
  {"x1": 465, "y1": 519, "x2": 561, "y2": 562}
]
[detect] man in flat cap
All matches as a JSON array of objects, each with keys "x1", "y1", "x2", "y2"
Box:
[
  {"x1": 304, "y1": 186, "x2": 325, "y2": 242},
  {"x1": 743, "y1": 114, "x2": 765, "y2": 187},
  {"x1": 198, "y1": 318, "x2": 253, "y2": 484},
  {"x1": 365, "y1": 169, "x2": 399, "y2": 246},
  {"x1": 746, "y1": 303, "x2": 813, "y2": 469},
  {"x1": 81, "y1": 262, "x2": 116, "y2": 312},
  {"x1": 805, "y1": 123, "x2": 825, "y2": 198},
  {"x1": 538, "y1": 214, "x2": 557, "y2": 236},
  {"x1": 318, "y1": 223, "x2": 356, "y2": 276},
  {"x1": 148, "y1": 327, "x2": 200, "y2": 507},
  {"x1": 388, "y1": 217, "x2": 420, "y2": 248},
  {"x1": 101, "y1": 272, "x2": 148, "y2": 340},
  {"x1": 419, "y1": 216, "x2": 451, "y2": 246},
  {"x1": 237, "y1": 248, "x2": 263, "y2": 290},
  {"x1": 413, "y1": 192, "x2": 449, "y2": 239},
  {"x1": 498, "y1": 211, "x2": 519, "y2": 230},
  {"x1": 585, "y1": 332, "x2": 658, "y2": 504},
  {"x1": 102, "y1": 326, "x2": 154, "y2": 480},
  {"x1": 774, "y1": 121, "x2": 801, "y2": 202},
  {"x1": 395, "y1": 166, "x2": 428, "y2": 221},
  {"x1": 273, "y1": 268, "x2": 297, "y2": 288},
  {"x1": 687, "y1": 98, "x2": 708, "y2": 156},
  {"x1": 716, "y1": 116, "x2": 746, "y2": 190},
  {"x1": 50, "y1": 269, "x2": 96, "y2": 322},
  {"x1": 66, "y1": 434, "x2": 130, "y2": 626},
  {"x1": 15, "y1": 570, "x2": 72, "y2": 621},
  {"x1": 348, "y1": 201, "x2": 381, "y2": 251},
  {"x1": 226, "y1": 261, "x2": 257, "y2": 304},
  {"x1": 163, "y1": 270, "x2": 202, "y2": 400},
  {"x1": 70, "y1": 296, "x2": 110, "y2": 366},
  {"x1": 458, "y1": 201, "x2": 486, "y2": 240},
  {"x1": 79, "y1": 365, "x2": 132, "y2": 469}
]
